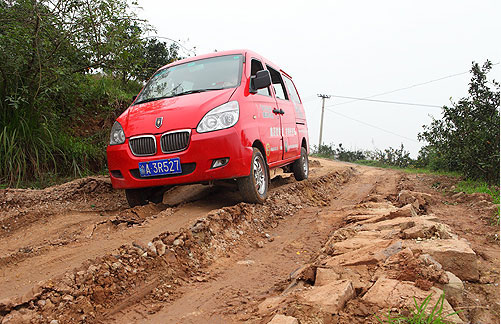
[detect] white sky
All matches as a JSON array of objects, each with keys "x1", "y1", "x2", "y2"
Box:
[{"x1": 136, "y1": 0, "x2": 501, "y2": 157}]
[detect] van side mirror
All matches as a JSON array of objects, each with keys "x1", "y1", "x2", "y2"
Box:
[
  {"x1": 250, "y1": 70, "x2": 271, "y2": 93},
  {"x1": 132, "y1": 95, "x2": 137, "y2": 102}
]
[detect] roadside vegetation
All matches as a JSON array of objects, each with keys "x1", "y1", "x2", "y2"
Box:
[
  {"x1": 313, "y1": 60, "x2": 500, "y2": 222},
  {"x1": 377, "y1": 293, "x2": 460, "y2": 324},
  {"x1": 0, "y1": 0, "x2": 182, "y2": 188}
]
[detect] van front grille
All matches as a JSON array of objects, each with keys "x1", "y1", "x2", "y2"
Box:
[
  {"x1": 129, "y1": 136, "x2": 156, "y2": 156},
  {"x1": 160, "y1": 130, "x2": 190, "y2": 153}
]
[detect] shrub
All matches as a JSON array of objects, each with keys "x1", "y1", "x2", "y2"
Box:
[{"x1": 418, "y1": 61, "x2": 500, "y2": 184}]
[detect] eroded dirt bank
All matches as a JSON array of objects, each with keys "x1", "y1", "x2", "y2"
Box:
[{"x1": 0, "y1": 159, "x2": 499, "y2": 323}]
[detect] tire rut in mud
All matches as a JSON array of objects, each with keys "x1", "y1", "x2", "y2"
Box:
[{"x1": 0, "y1": 168, "x2": 356, "y2": 323}]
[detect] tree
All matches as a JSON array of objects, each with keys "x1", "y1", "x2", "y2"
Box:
[
  {"x1": 0, "y1": 0, "x2": 181, "y2": 186},
  {"x1": 418, "y1": 61, "x2": 500, "y2": 183},
  {"x1": 136, "y1": 39, "x2": 181, "y2": 82}
]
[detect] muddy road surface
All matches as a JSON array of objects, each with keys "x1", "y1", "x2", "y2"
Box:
[{"x1": 0, "y1": 158, "x2": 499, "y2": 324}]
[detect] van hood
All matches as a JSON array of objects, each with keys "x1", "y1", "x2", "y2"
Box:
[{"x1": 123, "y1": 88, "x2": 235, "y2": 137}]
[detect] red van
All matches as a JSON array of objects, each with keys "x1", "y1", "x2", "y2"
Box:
[{"x1": 107, "y1": 49, "x2": 309, "y2": 207}]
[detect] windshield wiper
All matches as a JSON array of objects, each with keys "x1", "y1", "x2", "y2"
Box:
[
  {"x1": 133, "y1": 96, "x2": 172, "y2": 105},
  {"x1": 171, "y1": 88, "x2": 224, "y2": 97},
  {"x1": 134, "y1": 88, "x2": 226, "y2": 105}
]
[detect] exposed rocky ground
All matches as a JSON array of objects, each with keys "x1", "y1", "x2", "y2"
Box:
[{"x1": 0, "y1": 159, "x2": 499, "y2": 323}]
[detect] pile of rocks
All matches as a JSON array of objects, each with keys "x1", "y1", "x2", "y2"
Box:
[{"x1": 261, "y1": 190, "x2": 475, "y2": 323}]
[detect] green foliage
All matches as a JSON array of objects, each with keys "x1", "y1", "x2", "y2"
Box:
[
  {"x1": 0, "y1": 0, "x2": 180, "y2": 187},
  {"x1": 376, "y1": 293, "x2": 459, "y2": 324},
  {"x1": 312, "y1": 143, "x2": 366, "y2": 161},
  {"x1": 336, "y1": 143, "x2": 367, "y2": 162},
  {"x1": 311, "y1": 143, "x2": 411, "y2": 168},
  {"x1": 312, "y1": 143, "x2": 338, "y2": 158},
  {"x1": 418, "y1": 61, "x2": 500, "y2": 184},
  {"x1": 373, "y1": 144, "x2": 412, "y2": 168}
]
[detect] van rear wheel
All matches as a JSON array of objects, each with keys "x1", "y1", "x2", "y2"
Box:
[
  {"x1": 292, "y1": 147, "x2": 309, "y2": 181},
  {"x1": 237, "y1": 148, "x2": 269, "y2": 204}
]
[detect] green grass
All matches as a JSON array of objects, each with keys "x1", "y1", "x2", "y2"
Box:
[
  {"x1": 351, "y1": 160, "x2": 462, "y2": 177},
  {"x1": 0, "y1": 74, "x2": 139, "y2": 189},
  {"x1": 455, "y1": 179, "x2": 500, "y2": 223},
  {"x1": 455, "y1": 179, "x2": 500, "y2": 204},
  {"x1": 376, "y1": 293, "x2": 460, "y2": 324}
]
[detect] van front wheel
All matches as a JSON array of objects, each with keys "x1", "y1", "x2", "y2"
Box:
[
  {"x1": 237, "y1": 148, "x2": 268, "y2": 204},
  {"x1": 125, "y1": 188, "x2": 148, "y2": 207},
  {"x1": 292, "y1": 147, "x2": 309, "y2": 181},
  {"x1": 125, "y1": 186, "x2": 168, "y2": 207}
]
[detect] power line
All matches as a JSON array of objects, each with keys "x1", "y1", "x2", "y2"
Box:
[
  {"x1": 325, "y1": 95, "x2": 443, "y2": 108},
  {"x1": 301, "y1": 94, "x2": 318, "y2": 103},
  {"x1": 325, "y1": 63, "x2": 499, "y2": 108},
  {"x1": 311, "y1": 62, "x2": 500, "y2": 146},
  {"x1": 324, "y1": 108, "x2": 420, "y2": 143},
  {"x1": 326, "y1": 71, "x2": 469, "y2": 108}
]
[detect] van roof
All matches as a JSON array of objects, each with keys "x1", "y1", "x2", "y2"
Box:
[{"x1": 159, "y1": 49, "x2": 291, "y2": 79}]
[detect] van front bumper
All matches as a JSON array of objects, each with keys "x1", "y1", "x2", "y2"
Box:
[{"x1": 106, "y1": 128, "x2": 252, "y2": 189}]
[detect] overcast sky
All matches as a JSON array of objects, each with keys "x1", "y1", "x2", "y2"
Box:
[{"x1": 136, "y1": 0, "x2": 500, "y2": 157}]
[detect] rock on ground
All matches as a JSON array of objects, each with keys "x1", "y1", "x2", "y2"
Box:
[
  {"x1": 442, "y1": 271, "x2": 464, "y2": 306},
  {"x1": 315, "y1": 268, "x2": 341, "y2": 286},
  {"x1": 268, "y1": 314, "x2": 299, "y2": 324},
  {"x1": 363, "y1": 278, "x2": 463, "y2": 324},
  {"x1": 300, "y1": 279, "x2": 355, "y2": 314},
  {"x1": 406, "y1": 239, "x2": 479, "y2": 281}
]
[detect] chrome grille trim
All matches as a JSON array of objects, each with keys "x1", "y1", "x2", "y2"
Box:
[
  {"x1": 160, "y1": 129, "x2": 191, "y2": 154},
  {"x1": 129, "y1": 135, "x2": 157, "y2": 156}
]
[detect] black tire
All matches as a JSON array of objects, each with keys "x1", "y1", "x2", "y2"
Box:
[
  {"x1": 292, "y1": 147, "x2": 309, "y2": 181},
  {"x1": 149, "y1": 186, "x2": 171, "y2": 204},
  {"x1": 237, "y1": 148, "x2": 269, "y2": 204},
  {"x1": 125, "y1": 186, "x2": 171, "y2": 207},
  {"x1": 125, "y1": 188, "x2": 149, "y2": 207}
]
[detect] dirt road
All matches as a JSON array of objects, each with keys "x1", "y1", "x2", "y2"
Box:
[{"x1": 0, "y1": 159, "x2": 499, "y2": 323}]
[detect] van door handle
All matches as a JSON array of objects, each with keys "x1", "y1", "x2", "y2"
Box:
[{"x1": 272, "y1": 108, "x2": 281, "y2": 114}]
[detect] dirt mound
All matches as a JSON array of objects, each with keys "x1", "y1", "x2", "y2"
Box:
[
  {"x1": 0, "y1": 176, "x2": 113, "y2": 209},
  {"x1": 0, "y1": 177, "x2": 127, "y2": 237}
]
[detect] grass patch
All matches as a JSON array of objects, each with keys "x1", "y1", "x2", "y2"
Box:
[
  {"x1": 337, "y1": 159, "x2": 462, "y2": 177},
  {"x1": 0, "y1": 74, "x2": 139, "y2": 189},
  {"x1": 456, "y1": 179, "x2": 500, "y2": 223},
  {"x1": 376, "y1": 293, "x2": 460, "y2": 324},
  {"x1": 455, "y1": 179, "x2": 500, "y2": 204}
]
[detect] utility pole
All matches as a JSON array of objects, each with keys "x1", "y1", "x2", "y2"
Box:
[{"x1": 317, "y1": 94, "x2": 330, "y2": 148}]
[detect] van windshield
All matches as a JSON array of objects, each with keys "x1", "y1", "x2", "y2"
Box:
[{"x1": 134, "y1": 54, "x2": 244, "y2": 105}]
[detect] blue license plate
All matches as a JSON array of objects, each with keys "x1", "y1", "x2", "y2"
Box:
[{"x1": 138, "y1": 158, "x2": 182, "y2": 177}]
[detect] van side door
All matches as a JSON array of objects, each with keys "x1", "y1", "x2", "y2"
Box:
[
  {"x1": 249, "y1": 58, "x2": 283, "y2": 164},
  {"x1": 266, "y1": 65, "x2": 300, "y2": 161},
  {"x1": 282, "y1": 75, "x2": 308, "y2": 151}
]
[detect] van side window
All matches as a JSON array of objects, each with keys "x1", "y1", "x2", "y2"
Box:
[
  {"x1": 251, "y1": 59, "x2": 271, "y2": 96},
  {"x1": 283, "y1": 76, "x2": 301, "y2": 104},
  {"x1": 266, "y1": 65, "x2": 289, "y2": 101}
]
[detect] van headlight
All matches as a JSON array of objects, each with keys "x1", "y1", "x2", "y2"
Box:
[
  {"x1": 109, "y1": 121, "x2": 125, "y2": 145},
  {"x1": 196, "y1": 101, "x2": 239, "y2": 133}
]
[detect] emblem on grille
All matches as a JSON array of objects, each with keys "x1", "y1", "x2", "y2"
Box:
[{"x1": 155, "y1": 117, "x2": 163, "y2": 129}]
